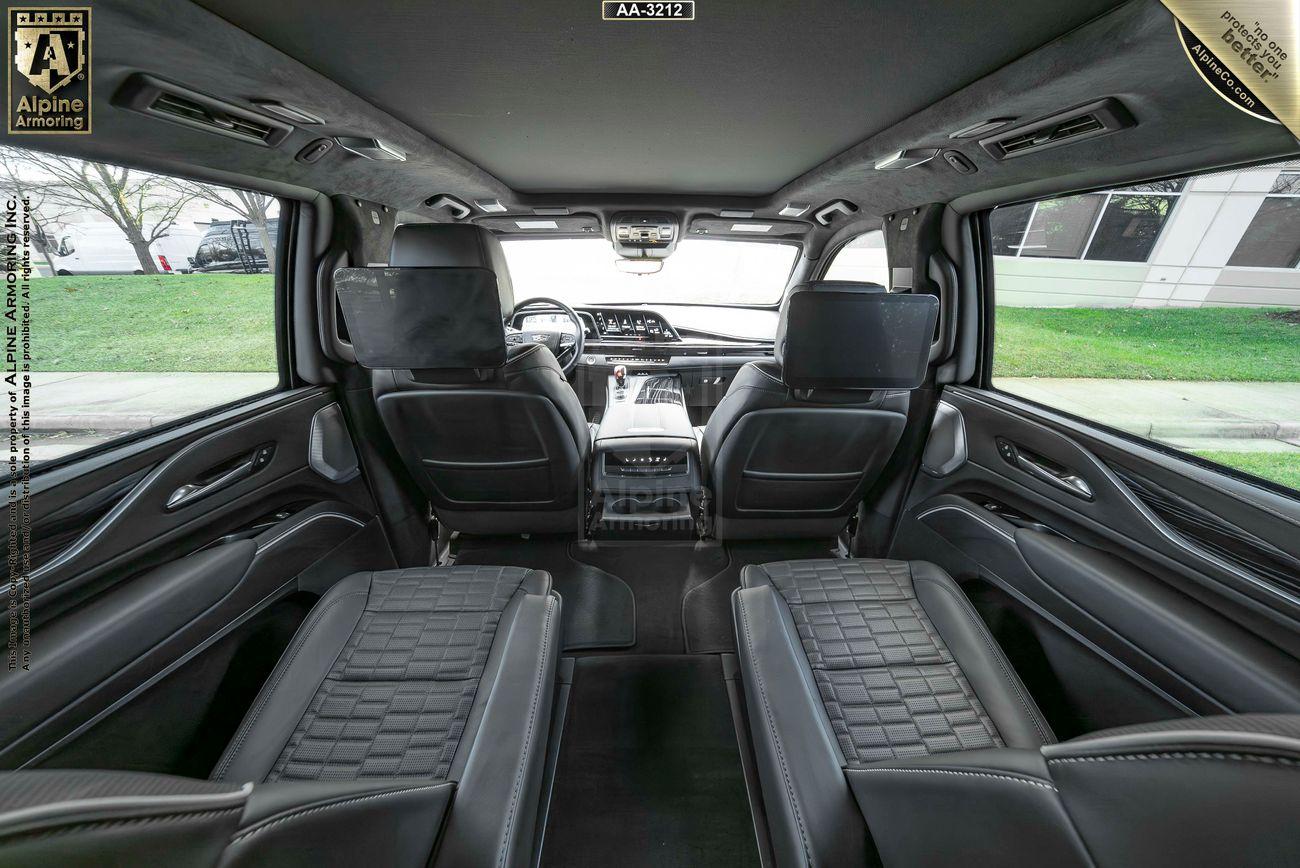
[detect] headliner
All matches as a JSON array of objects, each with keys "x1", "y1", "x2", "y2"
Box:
[{"x1": 193, "y1": 0, "x2": 1124, "y2": 195}]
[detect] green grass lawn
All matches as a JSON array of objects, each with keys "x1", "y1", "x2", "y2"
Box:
[
  {"x1": 994, "y1": 306, "x2": 1300, "y2": 381},
  {"x1": 32, "y1": 273, "x2": 277, "y2": 372},
  {"x1": 1190, "y1": 451, "x2": 1300, "y2": 491}
]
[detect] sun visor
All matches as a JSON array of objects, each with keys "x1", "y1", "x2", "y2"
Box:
[
  {"x1": 781, "y1": 290, "x2": 938, "y2": 390},
  {"x1": 686, "y1": 217, "x2": 810, "y2": 238},
  {"x1": 333, "y1": 267, "x2": 507, "y2": 369}
]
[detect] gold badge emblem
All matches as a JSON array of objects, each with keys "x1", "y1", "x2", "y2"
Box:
[
  {"x1": 7, "y1": 7, "x2": 91, "y2": 134},
  {"x1": 13, "y1": 9, "x2": 85, "y2": 94}
]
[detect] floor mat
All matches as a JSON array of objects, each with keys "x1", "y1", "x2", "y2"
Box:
[
  {"x1": 573, "y1": 541, "x2": 727, "y2": 655},
  {"x1": 452, "y1": 536, "x2": 635, "y2": 650},
  {"x1": 540, "y1": 655, "x2": 759, "y2": 868},
  {"x1": 682, "y1": 539, "x2": 838, "y2": 653}
]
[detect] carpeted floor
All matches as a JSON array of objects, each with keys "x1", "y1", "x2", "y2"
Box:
[{"x1": 539, "y1": 655, "x2": 760, "y2": 868}]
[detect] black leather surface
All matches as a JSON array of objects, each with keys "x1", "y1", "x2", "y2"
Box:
[
  {"x1": 0, "y1": 771, "x2": 249, "y2": 868},
  {"x1": 0, "y1": 542, "x2": 256, "y2": 756},
  {"x1": 1045, "y1": 715, "x2": 1300, "y2": 868},
  {"x1": 209, "y1": 564, "x2": 558, "y2": 868},
  {"x1": 390, "y1": 224, "x2": 515, "y2": 313},
  {"x1": 701, "y1": 361, "x2": 910, "y2": 540},
  {"x1": 221, "y1": 778, "x2": 455, "y2": 868},
  {"x1": 734, "y1": 557, "x2": 1054, "y2": 867},
  {"x1": 845, "y1": 748, "x2": 1093, "y2": 868},
  {"x1": 372, "y1": 224, "x2": 587, "y2": 535},
  {"x1": 373, "y1": 346, "x2": 589, "y2": 534}
]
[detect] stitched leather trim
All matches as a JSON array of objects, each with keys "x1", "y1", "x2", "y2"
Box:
[
  {"x1": 212, "y1": 587, "x2": 370, "y2": 781},
  {"x1": 736, "y1": 592, "x2": 815, "y2": 867},
  {"x1": 1048, "y1": 751, "x2": 1299, "y2": 768},
  {"x1": 496, "y1": 594, "x2": 557, "y2": 868},
  {"x1": 229, "y1": 784, "x2": 448, "y2": 845},
  {"x1": 855, "y1": 767, "x2": 1057, "y2": 792},
  {"x1": 0, "y1": 807, "x2": 243, "y2": 844},
  {"x1": 913, "y1": 571, "x2": 1055, "y2": 746}
]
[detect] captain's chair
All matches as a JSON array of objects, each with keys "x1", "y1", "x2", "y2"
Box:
[
  {"x1": 700, "y1": 281, "x2": 938, "y2": 539},
  {"x1": 335, "y1": 224, "x2": 589, "y2": 535}
]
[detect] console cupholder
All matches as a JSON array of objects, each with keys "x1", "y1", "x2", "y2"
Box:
[{"x1": 607, "y1": 495, "x2": 684, "y2": 515}]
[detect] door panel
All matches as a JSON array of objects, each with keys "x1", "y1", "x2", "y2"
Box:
[
  {"x1": 892, "y1": 386, "x2": 1300, "y2": 737},
  {"x1": 0, "y1": 387, "x2": 393, "y2": 769}
]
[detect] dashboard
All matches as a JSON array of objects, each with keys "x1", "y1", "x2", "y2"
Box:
[
  {"x1": 513, "y1": 308, "x2": 680, "y2": 342},
  {"x1": 585, "y1": 309, "x2": 678, "y2": 341}
]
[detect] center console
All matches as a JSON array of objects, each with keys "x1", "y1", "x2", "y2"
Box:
[{"x1": 591, "y1": 370, "x2": 701, "y2": 533}]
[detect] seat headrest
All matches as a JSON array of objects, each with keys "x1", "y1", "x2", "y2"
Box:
[
  {"x1": 333, "y1": 266, "x2": 507, "y2": 370},
  {"x1": 390, "y1": 223, "x2": 515, "y2": 315},
  {"x1": 775, "y1": 281, "x2": 939, "y2": 390}
]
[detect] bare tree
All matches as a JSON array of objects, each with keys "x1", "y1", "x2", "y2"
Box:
[
  {"x1": 178, "y1": 183, "x2": 278, "y2": 274},
  {"x1": 0, "y1": 149, "x2": 199, "y2": 274},
  {"x1": 0, "y1": 149, "x2": 76, "y2": 276}
]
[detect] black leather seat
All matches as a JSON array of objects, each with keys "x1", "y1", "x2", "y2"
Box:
[
  {"x1": 734, "y1": 558, "x2": 1300, "y2": 867},
  {"x1": 363, "y1": 224, "x2": 590, "y2": 535},
  {"x1": 700, "y1": 281, "x2": 937, "y2": 540},
  {"x1": 0, "y1": 566, "x2": 561, "y2": 868}
]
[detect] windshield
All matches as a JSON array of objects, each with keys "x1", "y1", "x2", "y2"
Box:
[{"x1": 500, "y1": 237, "x2": 798, "y2": 306}]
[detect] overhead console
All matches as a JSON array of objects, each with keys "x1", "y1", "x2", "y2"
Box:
[{"x1": 610, "y1": 212, "x2": 679, "y2": 261}]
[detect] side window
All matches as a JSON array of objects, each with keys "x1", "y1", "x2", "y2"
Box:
[
  {"x1": 0, "y1": 147, "x2": 283, "y2": 467},
  {"x1": 990, "y1": 160, "x2": 1300, "y2": 492},
  {"x1": 823, "y1": 229, "x2": 889, "y2": 285}
]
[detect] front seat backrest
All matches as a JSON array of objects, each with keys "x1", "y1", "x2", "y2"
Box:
[
  {"x1": 702, "y1": 281, "x2": 938, "y2": 540},
  {"x1": 335, "y1": 224, "x2": 589, "y2": 536}
]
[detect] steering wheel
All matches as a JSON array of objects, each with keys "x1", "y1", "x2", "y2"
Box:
[{"x1": 508, "y1": 297, "x2": 586, "y2": 375}]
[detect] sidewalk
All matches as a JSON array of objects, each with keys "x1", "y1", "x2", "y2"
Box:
[
  {"x1": 996, "y1": 378, "x2": 1300, "y2": 450},
  {"x1": 32, "y1": 371, "x2": 279, "y2": 431}
]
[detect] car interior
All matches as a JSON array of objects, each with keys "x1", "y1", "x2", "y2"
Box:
[{"x1": 4, "y1": 1, "x2": 1300, "y2": 866}]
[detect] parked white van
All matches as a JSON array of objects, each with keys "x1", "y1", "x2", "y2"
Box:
[{"x1": 47, "y1": 223, "x2": 203, "y2": 275}]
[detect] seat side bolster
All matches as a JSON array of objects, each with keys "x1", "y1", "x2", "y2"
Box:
[
  {"x1": 1043, "y1": 715, "x2": 1300, "y2": 868},
  {"x1": 434, "y1": 590, "x2": 561, "y2": 868},
  {"x1": 911, "y1": 562, "x2": 1055, "y2": 748},
  {"x1": 732, "y1": 582, "x2": 867, "y2": 868},
  {"x1": 220, "y1": 779, "x2": 454, "y2": 868},
  {"x1": 211, "y1": 572, "x2": 372, "y2": 784},
  {"x1": 846, "y1": 748, "x2": 1094, "y2": 868},
  {"x1": 0, "y1": 771, "x2": 249, "y2": 868}
]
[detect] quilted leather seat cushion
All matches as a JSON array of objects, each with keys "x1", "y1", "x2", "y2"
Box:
[
  {"x1": 213, "y1": 565, "x2": 553, "y2": 785},
  {"x1": 751, "y1": 559, "x2": 1013, "y2": 764}
]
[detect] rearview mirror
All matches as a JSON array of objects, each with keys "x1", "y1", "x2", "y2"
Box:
[{"x1": 615, "y1": 258, "x2": 663, "y2": 275}]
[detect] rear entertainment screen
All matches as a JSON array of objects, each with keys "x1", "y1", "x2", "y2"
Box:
[
  {"x1": 334, "y1": 267, "x2": 507, "y2": 369},
  {"x1": 781, "y1": 291, "x2": 938, "y2": 390}
]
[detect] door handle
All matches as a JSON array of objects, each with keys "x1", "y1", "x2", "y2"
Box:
[
  {"x1": 996, "y1": 438, "x2": 1093, "y2": 501},
  {"x1": 165, "y1": 444, "x2": 275, "y2": 511}
]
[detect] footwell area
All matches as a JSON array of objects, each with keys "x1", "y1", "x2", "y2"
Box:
[
  {"x1": 452, "y1": 535, "x2": 837, "y2": 654},
  {"x1": 540, "y1": 655, "x2": 760, "y2": 868}
]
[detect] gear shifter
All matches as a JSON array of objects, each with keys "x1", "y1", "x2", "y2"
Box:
[{"x1": 613, "y1": 364, "x2": 627, "y2": 390}]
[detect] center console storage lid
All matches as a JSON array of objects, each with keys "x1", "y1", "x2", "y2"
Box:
[{"x1": 595, "y1": 402, "x2": 694, "y2": 443}]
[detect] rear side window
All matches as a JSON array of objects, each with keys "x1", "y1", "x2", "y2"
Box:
[
  {"x1": 989, "y1": 160, "x2": 1300, "y2": 492},
  {"x1": 0, "y1": 147, "x2": 283, "y2": 467},
  {"x1": 823, "y1": 229, "x2": 888, "y2": 285}
]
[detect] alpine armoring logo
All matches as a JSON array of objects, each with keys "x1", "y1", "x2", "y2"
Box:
[{"x1": 8, "y1": 7, "x2": 91, "y2": 134}]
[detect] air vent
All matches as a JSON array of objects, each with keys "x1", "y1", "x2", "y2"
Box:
[
  {"x1": 113, "y1": 74, "x2": 292, "y2": 147},
  {"x1": 981, "y1": 99, "x2": 1134, "y2": 160}
]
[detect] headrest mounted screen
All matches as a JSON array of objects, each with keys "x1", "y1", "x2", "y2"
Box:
[
  {"x1": 781, "y1": 290, "x2": 938, "y2": 390},
  {"x1": 334, "y1": 267, "x2": 507, "y2": 370}
]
